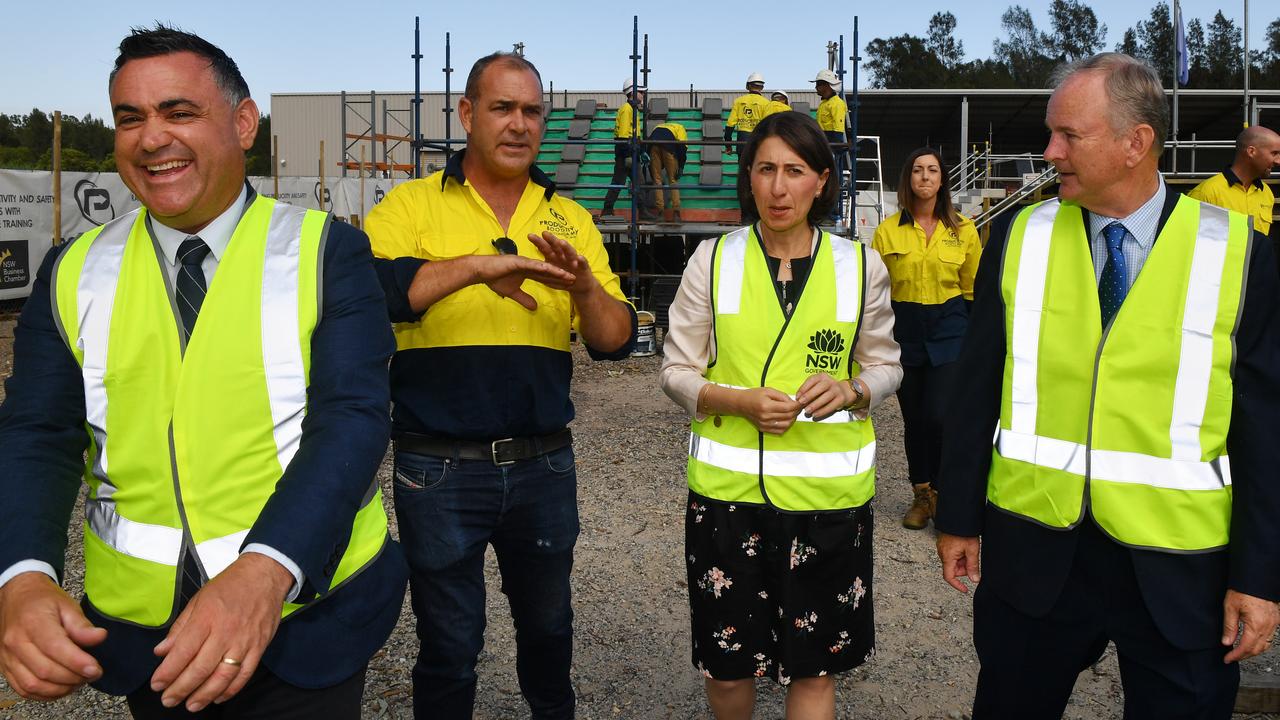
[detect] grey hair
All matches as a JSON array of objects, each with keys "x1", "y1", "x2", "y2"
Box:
[{"x1": 1052, "y1": 52, "x2": 1168, "y2": 158}]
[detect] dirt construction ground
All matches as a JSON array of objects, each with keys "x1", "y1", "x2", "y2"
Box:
[{"x1": 0, "y1": 314, "x2": 1276, "y2": 719}]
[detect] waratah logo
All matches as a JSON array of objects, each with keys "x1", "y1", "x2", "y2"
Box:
[{"x1": 805, "y1": 329, "x2": 846, "y2": 372}]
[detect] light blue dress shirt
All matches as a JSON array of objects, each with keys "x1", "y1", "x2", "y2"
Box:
[{"x1": 1086, "y1": 175, "x2": 1166, "y2": 291}]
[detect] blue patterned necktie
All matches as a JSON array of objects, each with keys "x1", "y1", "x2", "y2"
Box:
[
  {"x1": 1099, "y1": 222, "x2": 1129, "y2": 327},
  {"x1": 176, "y1": 236, "x2": 211, "y2": 341}
]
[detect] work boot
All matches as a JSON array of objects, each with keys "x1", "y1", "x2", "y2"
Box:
[
  {"x1": 902, "y1": 483, "x2": 937, "y2": 530},
  {"x1": 662, "y1": 208, "x2": 674, "y2": 223},
  {"x1": 672, "y1": 209, "x2": 683, "y2": 223}
]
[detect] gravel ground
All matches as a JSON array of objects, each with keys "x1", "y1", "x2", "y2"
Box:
[{"x1": 0, "y1": 313, "x2": 1276, "y2": 719}]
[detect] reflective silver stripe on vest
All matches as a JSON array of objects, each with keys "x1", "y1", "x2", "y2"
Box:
[
  {"x1": 996, "y1": 428, "x2": 1230, "y2": 490},
  {"x1": 85, "y1": 497, "x2": 182, "y2": 565},
  {"x1": 196, "y1": 529, "x2": 250, "y2": 579},
  {"x1": 710, "y1": 383, "x2": 853, "y2": 423},
  {"x1": 717, "y1": 229, "x2": 861, "y2": 321},
  {"x1": 1169, "y1": 203, "x2": 1230, "y2": 461},
  {"x1": 1005, "y1": 200, "x2": 1235, "y2": 492},
  {"x1": 84, "y1": 498, "x2": 252, "y2": 573},
  {"x1": 717, "y1": 228, "x2": 749, "y2": 315},
  {"x1": 830, "y1": 236, "x2": 860, "y2": 323},
  {"x1": 77, "y1": 211, "x2": 140, "y2": 493},
  {"x1": 260, "y1": 202, "x2": 310, "y2": 471},
  {"x1": 1008, "y1": 200, "x2": 1059, "y2": 434},
  {"x1": 690, "y1": 433, "x2": 876, "y2": 478}
]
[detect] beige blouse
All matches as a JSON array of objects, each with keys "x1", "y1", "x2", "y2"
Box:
[{"x1": 659, "y1": 230, "x2": 903, "y2": 420}]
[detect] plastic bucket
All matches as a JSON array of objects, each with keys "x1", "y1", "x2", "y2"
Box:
[{"x1": 632, "y1": 311, "x2": 657, "y2": 357}]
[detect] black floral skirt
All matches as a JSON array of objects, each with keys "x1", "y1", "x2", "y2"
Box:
[{"x1": 685, "y1": 490, "x2": 875, "y2": 685}]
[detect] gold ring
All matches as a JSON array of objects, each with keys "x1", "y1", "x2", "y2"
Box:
[{"x1": 221, "y1": 657, "x2": 242, "y2": 667}]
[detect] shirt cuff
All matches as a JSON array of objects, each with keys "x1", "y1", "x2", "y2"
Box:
[
  {"x1": 0, "y1": 560, "x2": 59, "y2": 590},
  {"x1": 242, "y1": 544, "x2": 304, "y2": 602}
]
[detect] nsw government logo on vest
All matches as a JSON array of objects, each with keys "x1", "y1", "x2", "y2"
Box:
[{"x1": 805, "y1": 329, "x2": 845, "y2": 372}]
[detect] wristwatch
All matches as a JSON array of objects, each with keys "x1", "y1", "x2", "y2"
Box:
[{"x1": 845, "y1": 378, "x2": 865, "y2": 409}]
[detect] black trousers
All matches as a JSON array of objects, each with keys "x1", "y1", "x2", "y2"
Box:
[
  {"x1": 602, "y1": 144, "x2": 631, "y2": 211},
  {"x1": 126, "y1": 665, "x2": 367, "y2": 719},
  {"x1": 896, "y1": 361, "x2": 959, "y2": 487},
  {"x1": 972, "y1": 521, "x2": 1239, "y2": 720}
]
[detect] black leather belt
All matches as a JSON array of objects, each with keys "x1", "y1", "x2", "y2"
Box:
[{"x1": 393, "y1": 429, "x2": 573, "y2": 466}]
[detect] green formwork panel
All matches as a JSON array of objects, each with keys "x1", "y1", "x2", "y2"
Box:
[{"x1": 539, "y1": 106, "x2": 740, "y2": 211}]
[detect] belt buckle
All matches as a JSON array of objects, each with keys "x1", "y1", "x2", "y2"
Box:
[{"x1": 491, "y1": 437, "x2": 518, "y2": 466}]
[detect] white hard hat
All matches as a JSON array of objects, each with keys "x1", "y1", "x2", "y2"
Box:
[
  {"x1": 746, "y1": 72, "x2": 765, "y2": 87},
  {"x1": 771, "y1": 90, "x2": 790, "y2": 103},
  {"x1": 622, "y1": 79, "x2": 647, "y2": 95},
  {"x1": 811, "y1": 69, "x2": 840, "y2": 86}
]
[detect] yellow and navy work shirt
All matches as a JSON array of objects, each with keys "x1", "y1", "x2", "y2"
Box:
[
  {"x1": 1188, "y1": 167, "x2": 1275, "y2": 235},
  {"x1": 817, "y1": 94, "x2": 848, "y2": 137},
  {"x1": 761, "y1": 100, "x2": 791, "y2": 119},
  {"x1": 727, "y1": 93, "x2": 769, "y2": 134},
  {"x1": 365, "y1": 151, "x2": 636, "y2": 439},
  {"x1": 871, "y1": 210, "x2": 982, "y2": 366},
  {"x1": 615, "y1": 101, "x2": 640, "y2": 140}
]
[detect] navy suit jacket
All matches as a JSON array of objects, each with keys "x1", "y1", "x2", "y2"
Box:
[
  {"x1": 934, "y1": 190, "x2": 1280, "y2": 650},
  {"x1": 0, "y1": 215, "x2": 407, "y2": 694}
]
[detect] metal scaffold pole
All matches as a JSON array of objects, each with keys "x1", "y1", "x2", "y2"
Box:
[
  {"x1": 628, "y1": 15, "x2": 641, "y2": 299},
  {"x1": 444, "y1": 32, "x2": 455, "y2": 160},
  {"x1": 412, "y1": 17, "x2": 423, "y2": 178}
]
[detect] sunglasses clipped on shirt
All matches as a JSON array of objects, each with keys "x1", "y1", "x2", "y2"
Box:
[{"x1": 492, "y1": 236, "x2": 518, "y2": 256}]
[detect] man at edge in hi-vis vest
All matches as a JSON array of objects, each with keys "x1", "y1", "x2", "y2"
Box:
[
  {"x1": 0, "y1": 25, "x2": 406, "y2": 718},
  {"x1": 935, "y1": 53, "x2": 1280, "y2": 718}
]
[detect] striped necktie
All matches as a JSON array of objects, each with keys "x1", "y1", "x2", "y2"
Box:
[
  {"x1": 175, "y1": 236, "x2": 211, "y2": 603},
  {"x1": 176, "y1": 236, "x2": 211, "y2": 341},
  {"x1": 1099, "y1": 222, "x2": 1129, "y2": 327}
]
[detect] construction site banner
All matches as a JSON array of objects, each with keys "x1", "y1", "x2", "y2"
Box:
[{"x1": 0, "y1": 170, "x2": 398, "y2": 300}]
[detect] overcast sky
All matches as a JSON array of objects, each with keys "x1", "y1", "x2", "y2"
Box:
[{"x1": 3, "y1": 0, "x2": 1272, "y2": 119}]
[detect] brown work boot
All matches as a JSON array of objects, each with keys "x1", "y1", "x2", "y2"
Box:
[
  {"x1": 902, "y1": 482, "x2": 937, "y2": 529},
  {"x1": 662, "y1": 208, "x2": 674, "y2": 223},
  {"x1": 672, "y1": 209, "x2": 683, "y2": 223}
]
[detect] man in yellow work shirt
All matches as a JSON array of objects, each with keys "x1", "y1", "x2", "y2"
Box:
[
  {"x1": 725, "y1": 72, "x2": 768, "y2": 153},
  {"x1": 364, "y1": 51, "x2": 636, "y2": 720},
  {"x1": 647, "y1": 120, "x2": 688, "y2": 223},
  {"x1": 762, "y1": 90, "x2": 790, "y2": 118},
  {"x1": 813, "y1": 69, "x2": 850, "y2": 223},
  {"x1": 1189, "y1": 125, "x2": 1279, "y2": 237},
  {"x1": 602, "y1": 79, "x2": 655, "y2": 219}
]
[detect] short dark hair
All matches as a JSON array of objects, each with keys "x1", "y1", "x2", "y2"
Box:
[
  {"x1": 464, "y1": 52, "x2": 543, "y2": 100},
  {"x1": 737, "y1": 112, "x2": 839, "y2": 227},
  {"x1": 110, "y1": 25, "x2": 250, "y2": 107},
  {"x1": 897, "y1": 147, "x2": 962, "y2": 235}
]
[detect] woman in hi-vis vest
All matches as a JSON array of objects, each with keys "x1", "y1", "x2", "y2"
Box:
[
  {"x1": 871, "y1": 148, "x2": 982, "y2": 531},
  {"x1": 660, "y1": 112, "x2": 902, "y2": 719}
]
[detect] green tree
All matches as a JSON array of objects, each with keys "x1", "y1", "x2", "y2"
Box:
[
  {"x1": 993, "y1": 6, "x2": 1056, "y2": 86},
  {"x1": 865, "y1": 34, "x2": 947, "y2": 88},
  {"x1": 246, "y1": 114, "x2": 272, "y2": 176},
  {"x1": 927, "y1": 12, "x2": 965, "y2": 70},
  {"x1": 1048, "y1": 0, "x2": 1107, "y2": 60},
  {"x1": 1204, "y1": 10, "x2": 1242, "y2": 87},
  {"x1": 1185, "y1": 18, "x2": 1208, "y2": 87},
  {"x1": 20, "y1": 108, "x2": 53, "y2": 154},
  {"x1": 1116, "y1": 27, "x2": 1140, "y2": 56},
  {"x1": 1135, "y1": 2, "x2": 1174, "y2": 85}
]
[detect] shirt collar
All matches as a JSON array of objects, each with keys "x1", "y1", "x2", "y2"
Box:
[
  {"x1": 1222, "y1": 165, "x2": 1264, "y2": 190},
  {"x1": 150, "y1": 184, "x2": 250, "y2": 265},
  {"x1": 441, "y1": 149, "x2": 557, "y2": 200},
  {"x1": 1087, "y1": 175, "x2": 1165, "y2": 251},
  {"x1": 898, "y1": 209, "x2": 914, "y2": 227}
]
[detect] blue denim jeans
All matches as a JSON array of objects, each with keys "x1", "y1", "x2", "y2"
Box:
[{"x1": 393, "y1": 446, "x2": 580, "y2": 720}]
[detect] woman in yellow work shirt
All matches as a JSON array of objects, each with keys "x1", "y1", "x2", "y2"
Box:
[{"x1": 871, "y1": 147, "x2": 981, "y2": 530}]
